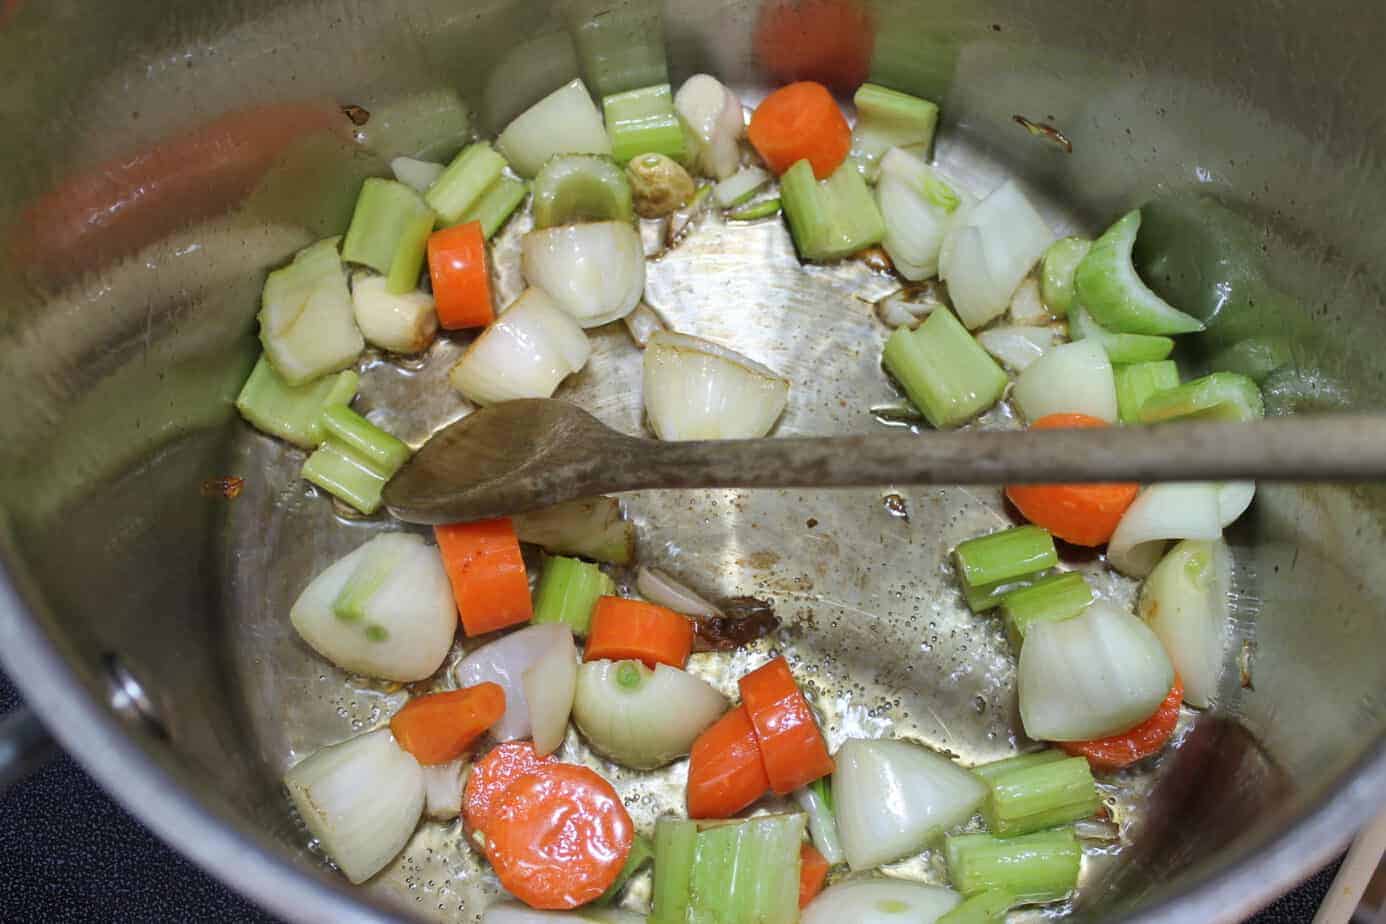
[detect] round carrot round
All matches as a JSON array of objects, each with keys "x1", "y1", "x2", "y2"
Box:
[
  {"x1": 434, "y1": 518, "x2": 532, "y2": 637},
  {"x1": 484, "y1": 763, "x2": 634, "y2": 910},
  {"x1": 1061, "y1": 677, "x2": 1184, "y2": 771},
  {"x1": 747, "y1": 81, "x2": 851, "y2": 179},
  {"x1": 686, "y1": 705, "x2": 771, "y2": 819},
  {"x1": 584, "y1": 597, "x2": 694, "y2": 669},
  {"x1": 738, "y1": 656, "x2": 834, "y2": 795},
  {"x1": 389, "y1": 682, "x2": 505, "y2": 765},
  {"x1": 1006, "y1": 414, "x2": 1140, "y2": 547},
  {"x1": 427, "y1": 220, "x2": 494, "y2": 330},
  {"x1": 464, "y1": 741, "x2": 555, "y2": 836}
]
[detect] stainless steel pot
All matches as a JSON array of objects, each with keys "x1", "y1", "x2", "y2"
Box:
[{"x1": 1, "y1": 0, "x2": 1383, "y2": 921}]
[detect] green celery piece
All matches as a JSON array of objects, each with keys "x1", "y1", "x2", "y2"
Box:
[
  {"x1": 426, "y1": 141, "x2": 508, "y2": 225},
  {"x1": 532, "y1": 556, "x2": 615, "y2": 635},
  {"x1": 258, "y1": 237, "x2": 363, "y2": 387},
  {"x1": 568, "y1": 0, "x2": 669, "y2": 97},
  {"x1": 945, "y1": 829, "x2": 1081, "y2": 902},
  {"x1": 850, "y1": 82, "x2": 940, "y2": 181},
  {"x1": 234, "y1": 356, "x2": 358, "y2": 449},
  {"x1": 937, "y1": 889, "x2": 1014, "y2": 924},
  {"x1": 603, "y1": 83, "x2": 687, "y2": 163},
  {"x1": 780, "y1": 159, "x2": 886, "y2": 262},
  {"x1": 320, "y1": 405, "x2": 411, "y2": 473},
  {"x1": 882, "y1": 307, "x2": 1007, "y2": 430},
  {"x1": 386, "y1": 207, "x2": 435, "y2": 294},
  {"x1": 954, "y1": 526, "x2": 1058, "y2": 588},
  {"x1": 532, "y1": 155, "x2": 635, "y2": 228},
  {"x1": 341, "y1": 179, "x2": 436, "y2": 285},
  {"x1": 963, "y1": 575, "x2": 1040, "y2": 613},
  {"x1": 728, "y1": 197, "x2": 782, "y2": 221},
  {"x1": 301, "y1": 439, "x2": 390, "y2": 515},
  {"x1": 688, "y1": 814, "x2": 805, "y2": 924},
  {"x1": 983, "y1": 755, "x2": 1100, "y2": 837},
  {"x1": 460, "y1": 175, "x2": 530, "y2": 239},
  {"x1": 1070, "y1": 305, "x2": 1174, "y2": 364},
  {"x1": 1040, "y1": 236, "x2": 1092, "y2": 318},
  {"x1": 1115, "y1": 360, "x2": 1180, "y2": 424},
  {"x1": 597, "y1": 832, "x2": 653, "y2": 904},
  {"x1": 651, "y1": 818, "x2": 698, "y2": 923},
  {"x1": 810, "y1": 774, "x2": 834, "y2": 814},
  {"x1": 1138, "y1": 371, "x2": 1264, "y2": 423},
  {"x1": 1074, "y1": 210, "x2": 1205, "y2": 335},
  {"x1": 1001, "y1": 572, "x2": 1093, "y2": 646},
  {"x1": 331, "y1": 536, "x2": 409, "y2": 623},
  {"x1": 972, "y1": 749, "x2": 1068, "y2": 784}
]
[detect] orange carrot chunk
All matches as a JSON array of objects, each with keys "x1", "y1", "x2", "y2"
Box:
[
  {"x1": 1061, "y1": 677, "x2": 1184, "y2": 771},
  {"x1": 584, "y1": 597, "x2": 694, "y2": 669},
  {"x1": 435, "y1": 518, "x2": 533, "y2": 636},
  {"x1": 686, "y1": 706, "x2": 772, "y2": 819},
  {"x1": 798, "y1": 842, "x2": 831, "y2": 908},
  {"x1": 1006, "y1": 414, "x2": 1140, "y2": 547},
  {"x1": 464, "y1": 741, "x2": 555, "y2": 836},
  {"x1": 427, "y1": 221, "x2": 493, "y2": 329},
  {"x1": 738, "y1": 656, "x2": 834, "y2": 795},
  {"x1": 389, "y1": 683, "x2": 506, "y2": 765},
  {"x1": 747, "y1": 81, "x2": 852, "y2": 179}
]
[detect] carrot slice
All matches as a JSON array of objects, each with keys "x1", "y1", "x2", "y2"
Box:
[
  {"x1": 754, "y1": 0, "x2": 874, "y2": 95},
  {"x1": 1005, "y1": 413, "x2": 1140, "y2": 546},
  {"x1": 798, "y1": 842, "x2": 830, "y2": 907},
  {"x1": 747, "y1": 81, "x2": 852, "y2": 179},
  {"x1": 485, "y1": 763, "x2": 634, "y2": 910},
  {"x1": 686, "y1": 706, "x2": 772, "y2": 818},
  {"x1": 1061, "y1": 677, "x2": 1184, "y2": 771},
  {"x1": 389, "y1": 683, "x2": 505, "y2": 765},
  {"x1": 427, "y1": 221, "x2": 494, "y2": 329},
  {"x1": 464, "y1": 741, "x2": 555, "y2": 836},
  {"x1": 738, "y1": 657, "x2": 834, "y2": 795},
  {"x1": 434, "y1": 518, "x2": 532, "y2": 636},
  {"x1": 584, "y1": 597, "x2": 694, "y2": 669}
]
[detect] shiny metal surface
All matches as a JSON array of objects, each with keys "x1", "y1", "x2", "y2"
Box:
[{"x1": 0, "y1": 1, "x2": 1384, "y2": 923}]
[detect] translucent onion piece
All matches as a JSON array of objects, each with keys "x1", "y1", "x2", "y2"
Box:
[
  {"x1": 350, "y1": 272, "x2": 438, "y2": 354},
  {"x1": 802, "y1": 879, "x2": 961, "y2": 924},
  {"x1": 714, "y1": 165, "x2": 771, "y2": 208},
  {"x1": 455, "y1": 623, "x2": 573, "y2": 741},
  {"x1": 643, "y1": 331, "x2": 790, "y2": 440},
  {"x1": 938, "y1": 180, "x2": 1056, "y2": 329},
  {"x1": 976, "y1": 325, "x2": 1057, "y2": 372},
  {"x1": 674, "y1": 74, "x2": 744, "y2": 180},
  {"x1": 390, "y1": 156, "x2": 446, "y2": 193},
  {"x1": 635, "y1": 566, "x2": 722, "y2": 618},
  {"x1": 572, "y1": 660, "x2": 728, "y2": 769},
  {"x1": 521, "y1": 222, "x2": 646, "y2": 328},
  {"x1": 290, "y1": 533, "x2": 457, "y2": 682},
  {"x1": 449, "y1": 288, "x2": 591, "y2": 406},
  {"x1": 832, "y1": 737, "x2": 988, "y2": 870},
  {"x1": 496, "y1": 78, "x2": 613, "y2": 178},
  {"x1": 876, "y1": 148, "x2": 958, "y2": 281},
  {"x1": 1218, "y1": 481, "x2": 1256, "y2": 527},
  {"x1": 1009, "y1": 277, "x2": 1053, "y2": 325},
  {"x1": 283, "y1": 729, "x2": 424, "y2": 884},
  {"x1": 1018, "y1": 601, "x2": 1175, "y2": 741},
  {"x1": 622, "y1": 302, "x2": 666, "y2": 348},
  {"x1": 422, "y1": 757, "x2": 465, "y2": 821},
  {"x1": 482, "y1": 903, "x2": 647, "y2": 924},
  {"x1": 793, "y1": 783, "x2": 845, "y2": 865},
  {"x1": 1012, "y1": 339, "x2": 1118, "y2": 423},
  {"x1": 1139, "y1": 538, "x2": 1231, "y2": 708},
  {"x1": 522, "y1": 626, "x2": 578, "y2": 755},
  {"x1": 1107, "y1": 482, "x2": 1223, "y2": 577}
]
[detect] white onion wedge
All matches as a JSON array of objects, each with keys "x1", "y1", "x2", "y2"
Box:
[
  {"x1": 674, "y1": 74, "x2": 744, "y2": 180},
  {"x1": 976, "y1": 325, "x2": 1057, "y2": 372},
  {"x1": 455, "y1": 624, "x2": 574, "y2": 741},
  {"x1": 522, "y1": 628, "x2": 578, "y2": 755},
  {"x1": 284, "y1": 729, "x2": 424, "y2": 884},
  {"x1": 938, "y1": 180, "x2": 1056, "y2": 329},
  {"x1": 1019, "y1": 601, "x2": 1175, "y2": 741},
  {"x1": 802, "y1": 879, "x2": 961, "y2": 924},
  {"x1": 290, "y1": 533, "x2": 457, "y2": 682},
  {"x1": 635, "y1": 566, "x2": 721, "y2": 618},
  {"x1": 622, "y1": 302, "x2": 666, "y2": 348},
  {"x1": 483, "y1": 904, "x2": 646, "y2": 924},
  {"x1": 496, "y1": 78, "x2": 612, "y2": 178},
  {"x1": 390, "y1": 156, "x2": 445, "y2": 193},
  {"x1": 522, "y1": 222, "x2": 645, "y2": 328},
  {"x1": 832, "y1": 737, "x2": 988, "y2": 870},
  {"x1": 449, "y1": 288, "x2": 591, "y2": 406},
  {"x1": 259, "y1": 238, "x2": 364, "y2": 386},
  {"x1": 643, "y1": 331, "x2": 790, "y2": 440},
  {"x1": 573, "y1": 660, "x2": 728, "y2": 769},
  {"x1": 1012, "y1": 339, "x2": 1118, "y2": 423},
  {"x1": 350, "y1": 272, "x2": 438, "y2": 354},
  {"x1": 1218, "y1": 481, "x2": 1256, "y2": 527},
  {"x1": 1139, "y1": 538, "x2": 1231, "y2": 709},
  {"x1": 1008, "y1": 276, "x2": 1052, "y2": 325},
  {"x1": 421, "y1": 758, "x2": 465, "y2": 821},
  {"x1": 876, "y1": 147, "x2": 960, "y2": 281},
  {"x1": 1107, "y1": 482, "x2": 1223, "y2": 577}
]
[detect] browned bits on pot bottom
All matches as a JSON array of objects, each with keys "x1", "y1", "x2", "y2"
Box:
[
  {"x1": 201, "y1": 476, "x2": 245, "y2": 499},
  {"x1": 692, "y1": 596, "x2": 780, "y2": 651}
]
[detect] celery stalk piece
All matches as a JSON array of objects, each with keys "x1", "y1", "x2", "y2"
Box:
[
  {"x1": 850, "y1": 82, "x2": 940, "y2": 181},
  {"x1": 1115, "y1": 360, "x2": 1180, "y2": 424},
  {"x1": 1001, "y1": 572, "x2": 1093, "y2": 646},
  {"x1": 882, "y1": 307, "x2": 1007, "y2": 429},
  {"x1": 963, "y1": 576, "x2": 1041, "y2": 613},
  {"x1": 258, "y1": 237, "x2": 364, "y2": 386},
  {"x1": 728, "y1": 197, "x2": 781, "y2": 221},
  {"x1": 532, "y1": 555, "x2": 615, "y2": 635},
  {"x1": 511, "y1": 496, "x2": 636, "y2": 565},
  {"x1": 302, "y1": 412, "x2": 410, "y2": 515},
  {"x1": 568, "y1": 0, "x2": 669, "y2": 97},
  {"x1": 1039, "y1": 236, "x2": 1091, "y2": 317},
  {"x1": 496, "y1": 78, "x2": 614, "y2": 178},
  {"x1": 234, "y1": 356, "x2": 358, "y2": 449},
  {"x1": 1070, "y1": 305, "x2": 1174, "y2": 364},
  {"x1": 603, "y1": 83, "x2": 687, "y2": 163},
  {"x1": 390, "y1": 156, "x2": 445, "y2": 193},
  {"x1": 341, "y1": 179, "x2": 437, "y2": 295},
  {"x1": 531, "y1": 155, "x2": 635, "y2": 228},
  {"x1": 425, "y1": 142, "x2": 508, "y2": 225},
  {"x1": 1138, "y1": 371, "x2": 1264, "y2": 423},
  {"x1": 971, "y1": 749, "x2": 1068, "y2": 784},
  {"x1": 1075, "y1": 210, "x2": 1205, "y2": 335},
  {"x1": 385, "y1": 208, "x2": 435, "y2": 294},
  {"x1": 320, "y1": 405, "x2": 410, "y2": 473},
  {"x1": 982, "y1": 755, "x2": 1100, "y2": 837},
  {"x1": 937, "y1": 888, "x2": 1014, "y2": 924},
  {"x1": 597, "y1": 831, "x2": 653, "y2": 904},
  {"x1": 651, "y1": 818, "x2": 698, "y2": 923},
  {"x1": 460, "y1": 175, "x2": 530, "y2": 240},
  {"x1": 688, "y1": 815, "x2": 805, "y2": 924},
  {"x1": 331, "y1": 536, "x2": 410, "y2": 623},
  {"x1": 945, "y1": 829, "x2": 1081, "y2": 902},
  {"x1": 955, "y1": 526, "x2": 1058, "y2": 588},
  {"x1": 780, "y1": 159, "x2": 886, "y2": 262}
]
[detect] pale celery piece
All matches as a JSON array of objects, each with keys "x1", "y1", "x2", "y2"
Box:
[
  {"x1": 425, "y1": 141, "x2": 508, "y2": 225},
  {"x1": 1074, "y1": 210, "x2": 1205, "y2": 335},
  {"x1": 971, "y1": 748, "x2": 1068, "y2": 784},
  {"x1": 955, "y1": 525, "x2": 1058, "y2": 589},
  {"x1": 258, "y1": 237, "x2": 364, "y2": 386},
  {"x1": 850, "y1": 82, "x2": 940, "y2": 180},
  {"x1": 652, "y1": 819, "x2": 698, "y2": 922},
  {"x1": 882, "y1": 308, "x2": 1007, "y2": 430},
  {"x1": 533, "y1": 555, "x2": 615, "y2": 634},
  {"x1": 714, "y1": 166, "x2": 771, "y2": 208},
  {"x1": 320, "y1": 405, "x2": 410, "y2": 473},
  {"x1": 937, "y1": 889, "x2": 1014, "y2": 924},
  {"x1": 302, "y1": 409, "x2": 410, "y2": 515},
  {"x1": 945, "y1": 829, "x2": 1081, "y2": 902},
  {"x1": 234, "y1": 356, "x2": 358, "y2": 449},
  {"x1": 981, "y1": 755, "x2": 1100, "y2": 836},
  {"x1": 1138, "y1": 371, "x2": 1264, "y2": 423},
  {"x1": 597, "y1": 832, "x2": 653, "y2": 904},
  {"x1": 532, "y1": 155, "x2": 635, "y2": 228},
  {"x1": 1070, "y1": 305, "x2": 1174, "y2": 364},
  {"x1": 341, "y1": 178, "x2": 436, "y2": 294},
  {"x1": 1001, "y1": 572, "x2": 1094, "y2": 646},
  {"x1": 963, "y1": 575, "x2": 1040, "y2": 613},
  {"x1": 780, "y1": 159, "x2": 886, "y2": 262},
  {"x1": 460, "y1": 175, "x2": 529, "y2": 240},
  {"x1": 728, "y1": 197, "x2": 781, "y2": 221},
  {"x1": 1040, "y1": 236, "x2": 1091, "y2": 317},
  {"x1": 1115, "y1": 360, "x2": 1181, "y2": 424},
  {"x1": 652, "y1": 815, "x2": 805, "y2": 924},
  {"x1": 603, "y1": 83, "x2": 687, "y2": 163}
]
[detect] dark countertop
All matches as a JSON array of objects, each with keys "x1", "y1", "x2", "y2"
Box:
[{"x1": 0, "y1": 673, "x2": 1338, "y2": 922}]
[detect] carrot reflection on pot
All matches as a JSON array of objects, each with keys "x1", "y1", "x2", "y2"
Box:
[{"x1": 754, "y1": 0, "x2": 875, "y2": 94}]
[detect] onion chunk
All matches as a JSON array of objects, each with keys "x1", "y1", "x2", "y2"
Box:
[{"x1": 643, "y1": 331, "x2": 790, "y2": 440}]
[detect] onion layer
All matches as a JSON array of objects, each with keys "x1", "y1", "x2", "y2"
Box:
[
  {"x1": 643, "y1": 331, "x2": 790, "y2": 440},
  {"x1": 449, "y1": 288, "x2": 591, "y2": 406},
  {"x1": 455, "y1": 624, "x2": 574, "y2": 741},
  {"x1": 351, "y1": 272, "x2": 438, "y2": 355},
  {"x1": 976, "y1": 325, "x2": 1057, "y2": 372},
  {"x1": 422, "y1": 757, "x2": 466, "y2": 820},
  {"x1": 572, "y1": 659, "x2": 728, "y2": 769},
  {"x1": 938, "y1": 180, "x2": 1056, "y2": 329},
  {"x1": 876, "y1": 148, "x2": 959, "y2": 281},
  {"x1": 522, "y1": 222, "x2": 646, "y2": 328},
  {"x1": 802, "y1": 879, "x2": 961, "y2": 924},
  {"x1": 522, "y1": 628, "x2": 578, "y2": 755},
  {"x1": 496, "y1": 78, "x2": 613, "y2": 178},
  {"x1": 1012, "y1": 339, "x2": 1118, "y2": 424},
  {"x1": 1218, "y1": 481, "x2": 1256, "y2": 527},
  {"x1": 1139, "y1": 538, "x2": 1231, "y2": 708},
  {"x1": 1107, "y1": 482, "x2": 1223, "y2": 577},
  {"x1": 635, "y1": 566, "x2": 722, "y2": 618},
  {"x1": 674, "y1": 74, "x2": 744, "y2": 180}
]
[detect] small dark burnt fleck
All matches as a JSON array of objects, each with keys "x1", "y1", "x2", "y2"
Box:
[
  {"x1": 341, "y1": 104, "x2": 371, "y2": 126},
  {"x1": 201, "y1": 476, "x2": 245, "y2": 499},
  {"x1": 806, "y1": 517, "x2": 819, "y2": 529}
]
